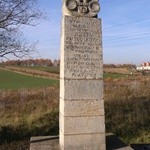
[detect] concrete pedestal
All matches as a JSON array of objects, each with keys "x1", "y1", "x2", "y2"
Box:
[{"x1": 30, "y1": 133, "x2": 133, "y2": 150}]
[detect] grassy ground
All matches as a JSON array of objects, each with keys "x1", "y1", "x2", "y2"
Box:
[
  {"x1": 0, "y1": 69, "x2": 59, "y2": 90},
  {"x1": 105, "y1": 79, "x2": 150, "y2": 144},
  {"x1": 104, "y1": 72, "x2": 128, "y2": 79},
  {"x1": 4, "y1": 65, "x2": 131, "y2": 80},
  {"x1": 16, "y1": 66, "x2": 60, "y2": 74},
  {"x1": 0, "y1": 87, "x2": 59, "y2": 149},
  {"x1": 0, "y1": 67, "x2": 149, "y2": 149}
]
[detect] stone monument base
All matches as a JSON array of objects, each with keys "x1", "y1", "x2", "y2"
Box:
[{"x1": 30, "y1": 133, "x2": 133, "y2": 150}]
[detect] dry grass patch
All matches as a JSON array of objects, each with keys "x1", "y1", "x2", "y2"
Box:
[
  {"x1": 0, "y1": 75, "x2": 149, "y2": 149},
  {"x1": 105, "y1": 78, "x2": 150, "y2": 144}
]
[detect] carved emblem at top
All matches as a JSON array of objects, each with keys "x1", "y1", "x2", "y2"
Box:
[{"x1": 63, "y1": 0, "x2": 100, "y2": 17}]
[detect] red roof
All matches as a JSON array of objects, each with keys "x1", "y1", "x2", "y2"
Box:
[{"x1": 141, "y1": 62, "x2": 150, "y2": 66}]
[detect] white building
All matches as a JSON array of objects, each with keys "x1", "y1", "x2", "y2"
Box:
[{"x1": 136, "y1": 62, "x2": 150, "y2": 71}]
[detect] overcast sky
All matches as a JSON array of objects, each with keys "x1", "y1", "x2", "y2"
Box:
[{"x1": 20, "y1": 0, "x2": 150, "y2": 65}]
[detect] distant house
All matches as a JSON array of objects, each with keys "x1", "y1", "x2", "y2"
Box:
[{"x1": 136, "y1": 62, "x2": 150, "y2": 71}]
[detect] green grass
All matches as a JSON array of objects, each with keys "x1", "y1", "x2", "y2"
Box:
[
  {"x1": 104, "y1": 73, "x2": 128, "y2": 79},
  {"x1": 0, "y1": 69, "x2": 59, "y2": 90},
  {"x1": 19, "y1": 66, "x2": 60, "y2": 74},
  {"x1": 6, "y1": 66, "x2": 130, "y2": 80}
]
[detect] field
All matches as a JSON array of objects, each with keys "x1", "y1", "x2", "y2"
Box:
[
  {"x1": 105, "y1": 79, "x2": 150, "y2": 143},
  {"x1": 0, "y1": 68, "x2": 59, "y2": 90},
  {"x1": 0, "y1": 66, "x2": 150, "y2": 149},
  {"x1": 19, "y1": 66, "x2": 60, "y2": 74},
  {"x1": 3, "y1": 66, "x2": 59, "y2": 79}
]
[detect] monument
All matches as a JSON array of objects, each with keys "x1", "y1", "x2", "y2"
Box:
[
  {"x1": 59, "y1": 0, "x2": 105, "y2": 149},
  {"x1": 30, "y1": 1, "x2": 134, "y2": 149}
]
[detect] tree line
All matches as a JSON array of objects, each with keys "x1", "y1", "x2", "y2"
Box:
[
  {"x1": 103, "y1": 64, "x2": 136, "y2": 69},
  {"x1": 0, "y1": 59, "x2": 60, "y2": 67},
  {"x1": 0, "y1": 59, "x2": 136, "y2": 68}
]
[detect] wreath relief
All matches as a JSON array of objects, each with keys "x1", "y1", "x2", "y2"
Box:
[{"x1": 64, "y1": 0, "x2": 100, "y2": 17}]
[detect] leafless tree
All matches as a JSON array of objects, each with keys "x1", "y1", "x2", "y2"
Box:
[{"x1": 0, "y1": 0, "x2": 44, "y2": 59}]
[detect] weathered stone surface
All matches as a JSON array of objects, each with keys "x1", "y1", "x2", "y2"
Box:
[
  {"x1": 60, "y1": 98, "x2": 104, "y2": 116},
  {"x1": 30, "y1": 134, "x2": 134, "y2": 150},
  {"x1": 60, "y1": 79, "x2": 103, "y2": 100},
  {"x1": 115, "y1": 147, "x2": 133, "y2": 150},
  {"x1": 59, "y1": 11, "x2": 105, "y2": 149},
  {"x1": 106, "y1": 133, "x2": 133, "y2": 150},
  {"x1": 60, "y1": 16, "x2": 103, "y2": 79},
  {"x1": 63, "y1": 0, "x2": 100, "y2": 18},
  {"x1": 30, "y1": 136, "x2": 59, "y2": 150},
  {"x1": 60, "y1": 114, "x2": 105, "y2": 135},
  {"x1": 60, "y1": 131, "x2": 105, "y2": 150}
]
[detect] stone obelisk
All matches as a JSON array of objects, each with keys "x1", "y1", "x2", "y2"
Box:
[{"x1": 59, "y1": 0, "x2": 105, "y2": 149}]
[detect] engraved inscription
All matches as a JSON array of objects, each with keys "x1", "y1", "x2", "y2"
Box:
[{"x1": 64, "y1": 16, "x2": 102, "y2": 79}]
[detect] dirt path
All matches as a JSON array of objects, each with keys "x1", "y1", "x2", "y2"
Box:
[{"x1": 0, "y1": 66, "x2": 59, "y2": 79}]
